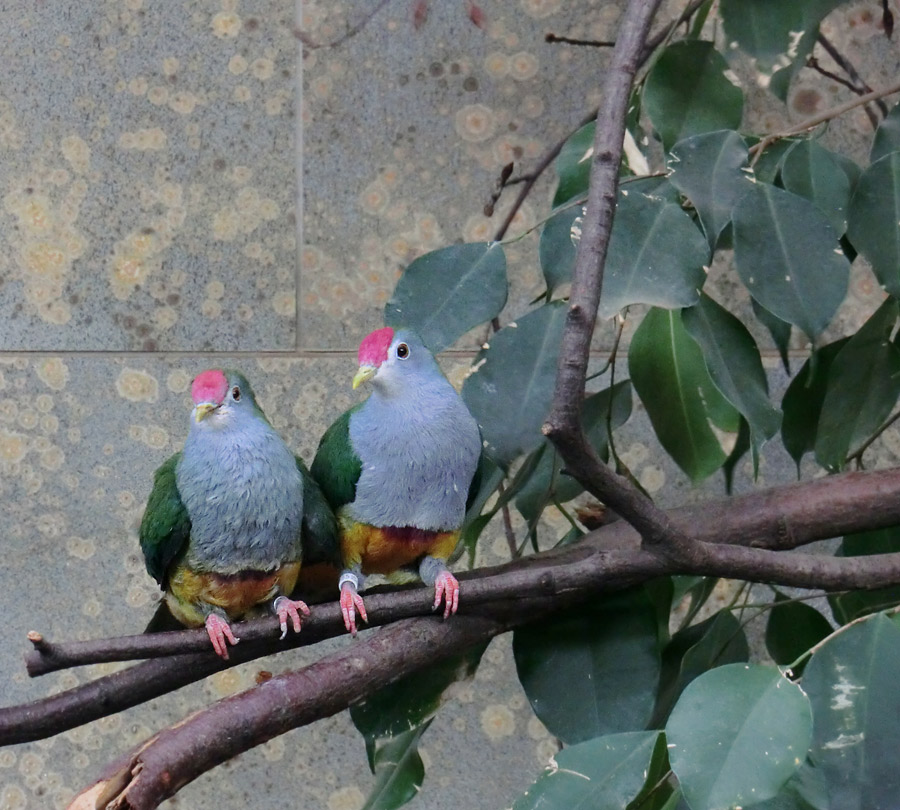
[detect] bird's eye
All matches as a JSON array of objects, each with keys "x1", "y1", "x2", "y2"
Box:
[
  {"x1": 231, "y1": 386, "x2": 241, "y2": 401},
  {"x1": 396, "y1": 342, "x2": 410, "y2": 360}
]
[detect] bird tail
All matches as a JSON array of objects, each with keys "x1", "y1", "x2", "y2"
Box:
[{"x1": 143, "y1": 599, "x2": 184, "y2": 634}]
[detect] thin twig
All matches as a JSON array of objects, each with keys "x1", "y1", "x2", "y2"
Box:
[
  {"x1": 807, "y1": 56, "x2": 868, "y2": 95},
  {"x1": 496, "y1": 479, "x2": 519, "y2": 556},
  {"x1": 785, "y1": 604, "x2": 900, "y2": 674},
  {"x1": 749, "y1": 78, "x2": 900, "y2": 166},
  {"x1": 642, "y1": 0, "x2": 708, "y2": 57},
  {"x1": 545, "y1": 33, "x2": 616, "y2": 47},
  {"x1": 816, "y1": 33, "x2": 889, "y2": 117},
  {"x1": 585, "y1": 312, "x2": 627, "y2": 381},
  {"x1": 846, "y1": 407, "x2": 900, "y2": 467},
  {"x1": 491, "y1": 108, "x2": 597, "y2": 243},
  {"x1": 294, "y1": 0, "x2": 393, "y2": 49},
  {"x1": 487, "y1": 0, "x2": 702, "y2": 240}
]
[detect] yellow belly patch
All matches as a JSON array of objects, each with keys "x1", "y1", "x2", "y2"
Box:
[
  {"x1": 339, "y1": 515, "x2": 459, "y2": 577},
  {"x1": 165, "y1": 561, "x2": 301, "y2": 627}
]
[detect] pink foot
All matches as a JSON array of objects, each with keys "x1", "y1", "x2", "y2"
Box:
[
  {"x1": 274, "y1": 596, "x2": 311, "y2": 640},
  {"x1": 340, "y1": 583, "x2": 368, "y2": 636},
  {"x1": 433, "y1": 570, "x2": 459, "y2": 619},
  {"x1": 205, "y1": 613, "x2": 240, "y2": 659}
]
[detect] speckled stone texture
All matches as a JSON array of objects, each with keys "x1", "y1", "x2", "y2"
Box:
[
  {"x1": 0, "y1": 1, "x2": 298, "y2": 351},
  {"x1": 0, "y1": 0, "x2": 899, "y2": 808}
]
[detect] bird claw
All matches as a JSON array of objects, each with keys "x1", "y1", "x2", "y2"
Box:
[
  {"x1": 205, "y1": 613, "x2": 240, "y2": 660},
  {"x1": 340, "y1": 582, "x2": 368, "y2": 637},
  {"x1": 273, "y1": 596, "x2": 311, "y2": 640},
  {"x1": 433, "y1": 570, "x2": 459, "y2": 619}
]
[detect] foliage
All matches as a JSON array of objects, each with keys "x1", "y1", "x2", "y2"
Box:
[{"x1": 346, "y1": 2, "x2": 900, "y2": 808}]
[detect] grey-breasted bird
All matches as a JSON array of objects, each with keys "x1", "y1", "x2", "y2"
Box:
[
  {"x1": 139, "y1": 368, "x2": 337, "y2": 658},
  {"x1": 311, "y1": 327, "x2": 482, "y2": 635}
]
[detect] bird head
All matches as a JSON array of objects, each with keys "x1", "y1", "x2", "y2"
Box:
[
  {"x1": 190, "y1": 368, "x2": 262, "y2": 428},
  {"x1": 353, "y1": 327, "x2": 438, "y2": 394}
]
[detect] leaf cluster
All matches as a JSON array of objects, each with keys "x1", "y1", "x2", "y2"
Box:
[{"x1": 355, "y1": 1, "x2": 900, "y2": 808}]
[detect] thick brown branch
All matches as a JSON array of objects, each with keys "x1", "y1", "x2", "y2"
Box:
[
  {"x1": 68, "y1": 616, "x2": 515, "y2": 810},
  {"x1": 34, "y1": 467, "x2": 900, "y2": 676},
  {"x1": 542, "y1": 0, "x2": 692, "y2": 557},
  {"x1": 68, "y1": 466, "x2": 900, "y2": 807},
  {"x1": 12, "y1": 468, "x2": 900, "y2": 749}
]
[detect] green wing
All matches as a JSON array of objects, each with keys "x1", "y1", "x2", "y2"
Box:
[
  {"x1": 139, "y1": 452, "x2": 191, "y2": 587},
  {"x1": 296, "y1": 456, "x2": 342, "y2": 567},
  {"x1": 310, "y1": 405, "x2": 363, "y2": 512}
]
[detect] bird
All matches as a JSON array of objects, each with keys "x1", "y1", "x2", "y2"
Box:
[
  {"x1": 139, "y1": 368, "x2": 338, "y2": 658},
  {"x1": 310, "y1": 326, "x2": 483, "y2": 635}
]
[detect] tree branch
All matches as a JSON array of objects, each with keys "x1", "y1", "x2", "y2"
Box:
[
  {"x1": 750, "y1": 78, "x2": 900, "y2": 165},
  {"x1": 489, "y1": 0, "x2": 703, "y2": 241},
  {"x1": 10, "y1": 468, "x2": 900, "y2": 749},
  {"x1": 815, "y1": 33, "x2": 889, "y2": 118},
  {"x1": 541, "y1": 0, "x2": 701, "y2": 559},
  {"x1": 66, "y1": 464, "x2": 900, "y2": 806},
  {"x1": 68, "y1": 615, "x2": 517, "y2": 810}
]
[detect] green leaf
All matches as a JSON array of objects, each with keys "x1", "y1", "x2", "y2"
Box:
[
  {"x1": 814, "y1": 299, "x2": 900, "y2": 471},
  {"x1": 539, "y1": 204, "x2": 582, "y2": 296},
  {"x1": 652, "y1": 609, "x2": 750, "y2": 727},
  {"x1": 780, "y1": 338, "x2": 849, "y2": 470},
  {"x1": 802, "y1": 613, "x2": 900, "y2": 809},
  {"x1": 847, "y1": 152, "x2": 900, "y2": 296},
  {"x1": 765, "y1": 594, "x2": 833, "y2": 676},
  {"x1": 723, "y1": 415, "x2": 750, "y2": 493},
  {"x1": 732, "y1": 182, "x2": 849, "y2": 340},
  {"x1": 644, "y1": 41, "x2": 744, "y2": 152},
  {"x1": 553, "y1": 121, "x2": 594, "y2": 208},
  {"x1": 750, "y1": 138, "x2": 802, "y2": 184},
  {"x1": 683, "y1": 292, "x2": 782, "y2": 473},
  {"x1": 748, "y1": 762, "x2": 827, "y2": 810},
  {"x1": 832, "y1": 151, "x2": 862, "y2": 194},
  {"x1": 629, "y1": 307, "x2": 739, "y2": 482},
  {"x1": 512, "y1": 731, "x2": 662, "y2": 810},
  {"x1": 672, "y1": 576, "x2": 719, "y2": 627},
  {"x1": 667, "y1": 130, "x2": 753, "y2": 250},
  {"x1": 384, "y1": 242, "x2": 507, "y2": 353},
  {"x1": 350, "y1": 646, "x2": 486, "y2": 764},
  {"x1": 361, "y1": 723, "x2": 430, "y2": 810},
  {"x1": 515, "y1": 381, "x2": 633, "y2": 523},
  {"x1": 752, "y1": 298, "x2": 792, "y2": 373},
  {"x1": 623, "y1": 174, "x2": 682, "y2": 205},
  {"x1": 871, "y1": 101, "x2": 900, "y2": 163},
  {"x1": 780, "y1": 140, "x2": 852, "y2": 235},
  {"x1": 598, "y1": 189, "x2": 709, "y2": 319},
  {"x1": 462, "y1": 302, "x2": 567, "y2": 467},
  {"x1": 720, "y1": 0, "x2": 845, "y2": 94},
  {"x1": 626, "y1": 732, "x2": 677, "y2": 810},
  {"x1": 513, "y1": 588, "x2": 662, "y2": 744},
  {"x1": 667, "y1": 663, "x2": 813, "y2": 810},
  {"x1": 830, "y1": 527, "x2": 900, "y2": 623}
]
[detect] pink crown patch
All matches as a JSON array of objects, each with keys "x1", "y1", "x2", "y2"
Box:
[
  {"x1": 358, "y1": 327, "x2": 394, "y2": 367},
  {"x1": 191, "y1": 369, "x2": 228, "y2": 404}
]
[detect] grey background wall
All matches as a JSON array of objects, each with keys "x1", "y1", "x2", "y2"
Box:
[{"x1": 0, "y1": 1, "x2": 896, "y2": 807}]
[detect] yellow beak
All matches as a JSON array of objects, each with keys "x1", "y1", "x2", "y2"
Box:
[
  {"x1": 352, "y1": 364, "x2": 378, "y2": 390},
  {"x1": 194, "y1": 402, "x2": 219, "y2": 422}
]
